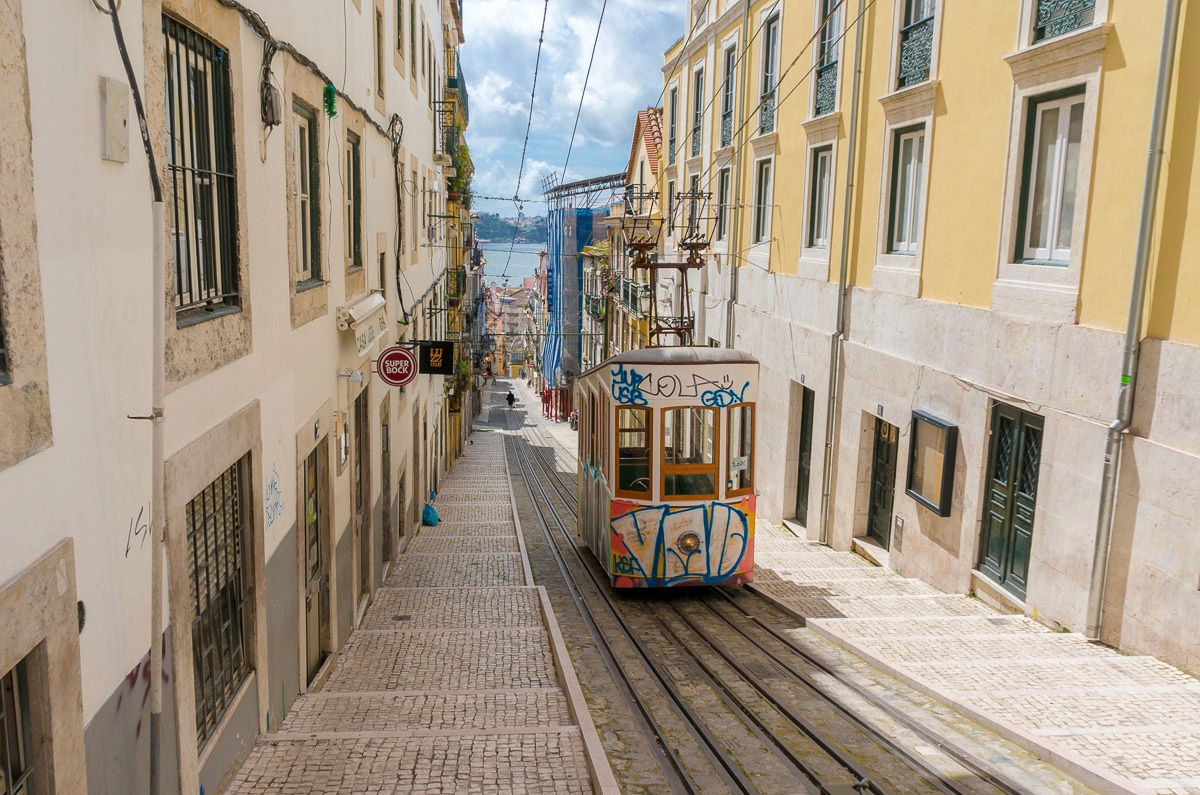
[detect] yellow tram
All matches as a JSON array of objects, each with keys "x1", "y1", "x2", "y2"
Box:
[{"x1": 575, "y1": 347, "x2": 759, "y2": 588}]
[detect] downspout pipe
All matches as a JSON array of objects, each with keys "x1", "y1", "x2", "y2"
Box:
[
  {"x1": 818, "y1": 0, "x2": 866, "y2": 545},
  {"x1": 1086, "y1": 0, "x2": 1181, "y2": 640}
]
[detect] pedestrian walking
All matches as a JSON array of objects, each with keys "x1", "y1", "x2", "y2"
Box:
[{"x1": 506, "y1": 390, "x2": 516, "y2": 409}]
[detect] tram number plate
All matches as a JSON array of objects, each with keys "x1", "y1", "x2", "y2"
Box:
[{"x1": 730, "y1": 456, "x2": 748, "y2": 472}]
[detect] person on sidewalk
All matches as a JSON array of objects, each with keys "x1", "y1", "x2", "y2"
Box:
[{"x1": 506, "y1": 390, "x2": 516, "y2": 409}]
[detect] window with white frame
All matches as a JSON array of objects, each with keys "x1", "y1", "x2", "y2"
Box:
[
  {"x1": 716, "y1": 167, "x2": 731, "y2": 241},
  {"x1": 345, "y1": 131, "x2": 362, "y2": 270},
  {"x1": 1019, "y1": 91, "x2": 1084, "y2": 263},
  {"x1": 760, "y1": 13, "x2": 780, "y2": 133},
  {"x1": 293, "y1": 102, "x2": 320, "y2": 284},
  {"x1": 668, "y1": 87, "x2": 679, "y2": 165},
  {"x1": 691, "y1": 68, "x2": 704, "y2": 158},
  {"x1": 753, "y1": 158, "x2": 773, "y2": 244},
  {"x1": 721, "y1": 44, "x2": 736, "y2": 147},
  {"x1": 889, "y1": 126, "x2": 925, "y2": 254},
  {"x1": 808, "y1": 146, "x2": 833, "y2": 248}
]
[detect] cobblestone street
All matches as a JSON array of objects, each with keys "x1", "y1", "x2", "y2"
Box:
[{"x1": 222, "y1": 429, "x2": 614, "y2": 794}]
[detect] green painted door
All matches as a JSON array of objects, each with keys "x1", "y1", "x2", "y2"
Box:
[
  {"x1": 979, "y1": 404, "x2": 1043, "y2": 599},
  {"x1": 868, "y1": 417, "x2": 899, "y2": 548},
  {"x1": 795, "y1": 387, "x2": 815, "y2": 526}
]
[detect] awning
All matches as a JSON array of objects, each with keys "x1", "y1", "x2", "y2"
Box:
[{"x1": 337, "y1": 293, "x2": 388, "y2": 357}]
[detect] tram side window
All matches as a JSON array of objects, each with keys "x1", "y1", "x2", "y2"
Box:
[
  {"x1": 663, "y1": 407, "x2": 717, "y2": 498},
  {"x1": 727, "y1": 404, "x2": 754, "y2": 495},
  {"x1": 616, "y1": 407, "x2": 651, "y2": 496}
]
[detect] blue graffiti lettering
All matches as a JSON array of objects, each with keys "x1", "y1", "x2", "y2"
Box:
[
  {"x1": 700, "y1": 380, "x2": 750, "y2": 408},
  {"x1": 610, "y1": 363, "x2": 648, "y2": 405},
  {"x1": 264, "y1": 466, "x2": 285, "y2": 529}
]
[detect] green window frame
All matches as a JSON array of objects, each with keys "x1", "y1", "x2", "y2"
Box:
[
  {"x1": 292, "y1": 101, "x2": 320, "y2": 285},
  {"x1": 345, "y1": 131, "x2": 362, "y2": 271}
]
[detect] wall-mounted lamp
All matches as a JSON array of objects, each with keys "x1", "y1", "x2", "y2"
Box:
[{"x1": 339, "y1": 369, "x2": 365, "y2": 384}]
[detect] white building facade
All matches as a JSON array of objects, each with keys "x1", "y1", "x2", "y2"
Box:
[{"x1": 0, "y1": 0, "x2": 468, "y2": 792}]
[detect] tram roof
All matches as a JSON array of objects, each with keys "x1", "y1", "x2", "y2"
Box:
[{"x1": 582, "y1": 346, "x2": 758, "y2": 378}]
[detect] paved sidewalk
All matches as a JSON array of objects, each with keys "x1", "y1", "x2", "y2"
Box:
[
  {"x1": 223, "y1": 423, "x2": 615, "y2": 793},
  {"x1": 750, "y1": 525, "x2": 1200, "y2": 795}
]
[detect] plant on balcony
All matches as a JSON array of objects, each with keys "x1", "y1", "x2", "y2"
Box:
[{"x1": 449, "y1": 131, "x2": 474, "y2": 209}]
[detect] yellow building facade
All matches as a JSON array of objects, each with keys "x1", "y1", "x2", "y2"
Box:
[{"x1": 660, "y1": 0, "x2": 1200, "y2": 674}]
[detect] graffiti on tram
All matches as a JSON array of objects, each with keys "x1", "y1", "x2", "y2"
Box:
[
  {"x1": 609, "y1": 363, "x2": 749, "y2": 408},
  {"x1": 608, "y1": 496, "x2": 755, "y2": 587}
]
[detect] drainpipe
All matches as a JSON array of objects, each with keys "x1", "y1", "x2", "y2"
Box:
[
  {"x1": 818, "y1": 0, "x2": 866, "y2": 545},
  {"x1": 724, "y1": 0, "x2": 752, "y2": 348},
  {"x1": 1086, "y1": 0, "x2": 1181, "y2": 640},
  {"x1": 99, "y1": 1, "x2": 169, "y2": 792}
]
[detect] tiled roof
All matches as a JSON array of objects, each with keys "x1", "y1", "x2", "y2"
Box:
[{"x1": 625, "y1": 107, "x2": 664, "y2": 183}]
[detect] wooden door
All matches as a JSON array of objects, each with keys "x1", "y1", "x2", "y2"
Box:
[
  {"x1": 868, "y1": 417, "x2": 899, "y2": 548},
  {"x1": 979, "y1": 404, "x2": 1043, "y2": 599},
  {"x1": 302, "y1": 444, "x2": 328, "y2": 682},
  {"x1": 795, "y1": 387, "x2": 815, "y2": 526}
]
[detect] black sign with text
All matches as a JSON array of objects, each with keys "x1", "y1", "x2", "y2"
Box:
[{"x1": 418, "y1": 342, "x2": 455, "y2": 375}]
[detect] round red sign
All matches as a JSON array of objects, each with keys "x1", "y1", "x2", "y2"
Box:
[{"x1": 376, "y1": 346, "x2": 417, "y2": 388}]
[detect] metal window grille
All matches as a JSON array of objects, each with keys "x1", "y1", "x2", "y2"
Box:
[
  {"x1": 814, "y1": 2, "x2": 839, "y2": 116},
  {"x1": 187, "y1": 455, "x2": 250, "y2": 747},
  {"x1": 164, "y1": 17, "x2": 239, "y2": 316},
  {"x1": 1033, "y1": 0, "x2": 1095, "y2": 43},
  {"x1": 1, "y1": 661, "x2": 32, "y2": 795}
]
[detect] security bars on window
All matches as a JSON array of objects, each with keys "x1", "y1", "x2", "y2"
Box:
[
  {"x1": 187, "y1": 456, "x2": 250, "y2": 747},
  {"x1": 164, "y1": 16, "x2": 240, "y2": 316}
]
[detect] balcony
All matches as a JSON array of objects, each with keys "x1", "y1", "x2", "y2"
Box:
[
  {"x1": 760, "y1": 90, "x2": 776, "y2": 134},
  {"x1": 1034, "y1": 0, "x2": 1095, "y2": 42},
  {"x1": 897, "y1": 14, "x2": 935, "y2": 89},
  {"x1": 433, "y1": 100, "x2": 457, "y2": 166},
  {"x1": 721, "y1": 110, "x2": 733, "y2": 147},
  {"x1": 814, "y1": 61, "x2": 837, "y2": 116},
  {"x1": 584, "y1": 294, "x2": 607, "y2": 320}
]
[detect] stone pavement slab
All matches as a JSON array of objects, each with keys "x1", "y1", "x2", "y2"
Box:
[
  {"x1": 221, "y1": 416, "x2": 615, "y2": 794},
  {"x1": 751, "y1": 522, "x2": 1200, "y2": 795}
]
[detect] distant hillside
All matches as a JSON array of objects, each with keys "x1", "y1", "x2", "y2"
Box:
[{"x1": 475, "y1": 212, "x2": 547, "y2": 245}]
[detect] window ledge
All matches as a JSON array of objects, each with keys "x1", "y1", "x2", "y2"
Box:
[
  {"x1": 797, "y1": 252, "x2": 830, "y2": 281},
  {"x1": 872, "y1": 257, "x2": 921, "y2": 297},
  {"x1": 297, "y1": 277, "x2": 326, "y2": 294},
  {"x1": 878, "y1": 79, "x2": 939, "y2": 119},
  {"x1": 176, "y1": 303, "x2": 242, "y2": 329},
  {"x1": 992, "y1": 277, "x2": 1078, "y2": 324},
  {"x1": 1004, "y1": 23, "x2": 1112, "y2": 79},
  {"x1": 801, "y1": 111, "x2": 841, "y2": 140}
]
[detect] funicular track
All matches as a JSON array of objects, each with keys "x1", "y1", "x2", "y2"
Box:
[{"x1": 505, "y1": 409, "x2": 1030, "y2": 795}]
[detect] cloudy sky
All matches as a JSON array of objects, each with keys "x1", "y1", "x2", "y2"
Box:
[{"x1": 460, "y1": 0, "x2": 685, "y2": 218}]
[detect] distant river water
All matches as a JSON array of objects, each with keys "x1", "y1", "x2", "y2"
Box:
[{"x1": 479, "y1": 242, "x2": 544, "y2": 285}]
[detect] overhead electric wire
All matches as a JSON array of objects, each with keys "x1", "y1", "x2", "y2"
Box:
[
  {"x1": 559, "y1": 0, "x2": 609, "y2": 184},
  {"x1": 497, "y1": 0, "x2": 551, "y2": 281}
]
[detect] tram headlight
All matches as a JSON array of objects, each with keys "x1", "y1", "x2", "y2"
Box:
[{"x1": 677, "y1": 532, "x2": 701, "y2": 554}]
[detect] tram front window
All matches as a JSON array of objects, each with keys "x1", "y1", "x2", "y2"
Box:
[
  {"x1": 616, "y1": 407, "x2": 651, "y2": 496},
  {"x1": 663, "y1": 407, "x2": 717, "y2": 498},
  {"x1": 728, "y1": 404, "x2": 754, "y2": 495}
]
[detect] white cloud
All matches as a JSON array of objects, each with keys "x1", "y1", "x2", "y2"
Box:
[{"x1": 461, "y1": 0, "x2": 684, "y2": 215}]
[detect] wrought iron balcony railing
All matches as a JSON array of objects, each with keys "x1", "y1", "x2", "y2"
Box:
[
  {"x1": 1034, "y1": 0, "x2": 1095, "y2": 42},
  {"x1": 691, "y1": 123, "x2": 701, "y2": 157},
  {"x1": 814, "y1": 61, "x2": 838, "y2": 116},
  {"x1": 897, "y1": 14, "x2": 935, "y2": 89},
  {"x1": 584, "y1": 294, "x2": 607, "y2": 320},
  {"x1": 760, "y1": 91, "x2": 776, "y2": 134},
  {"x1": 721, "y1": 111, "x2": 733, "y2": 147}
]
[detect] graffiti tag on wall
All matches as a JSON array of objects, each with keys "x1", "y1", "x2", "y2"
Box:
[
  {"x1": 265, "y1": 465, "x2": 285, "y2": 529},
  {"x1": 609, "y1": 363, "x2": 749, "y2": 408},
  {"x1": 125, "y1": 505, "x2": 150, "y2": 557}
]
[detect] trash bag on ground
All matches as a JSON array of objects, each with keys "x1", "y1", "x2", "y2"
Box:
[{"x1": 422, "y1": 502, "x2": 440, "y2": 526}]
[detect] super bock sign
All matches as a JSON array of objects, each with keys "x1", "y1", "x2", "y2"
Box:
[{"x1": 376, "y1": 346, "x2": 417, "y2": 388}]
